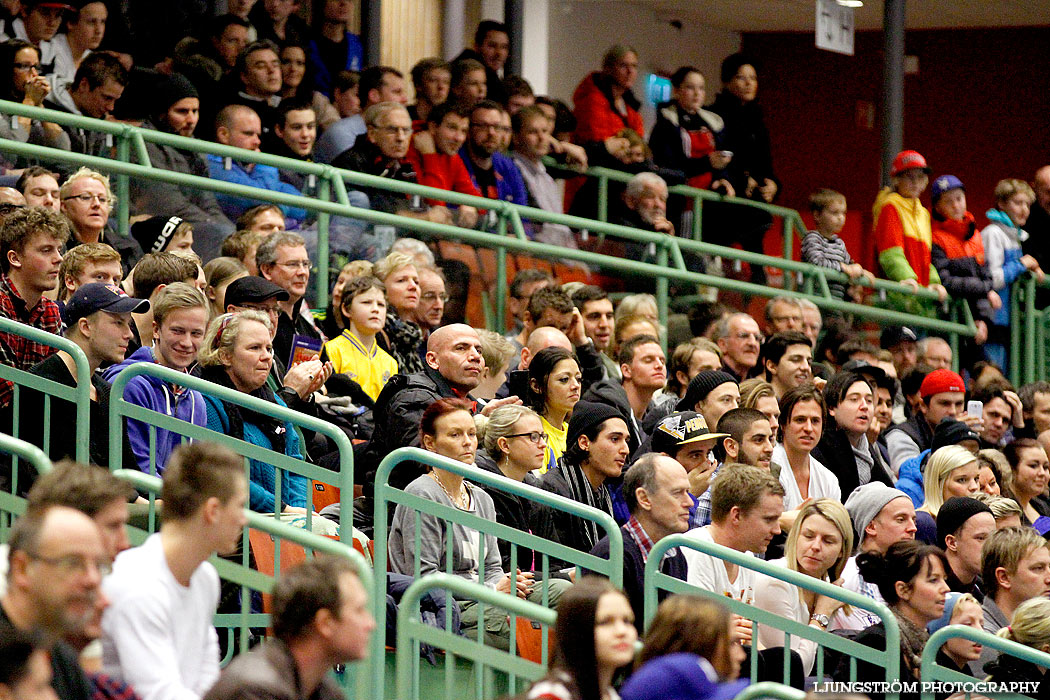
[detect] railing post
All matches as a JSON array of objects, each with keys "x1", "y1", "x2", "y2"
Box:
[
  {"x1": 692, "y1": 195, "x2": 703, "y2": 241},
  {"x1": 114, "y1": 134, "x2": 130, "y2": 239},
  {"x1": 315, "y1": 176, "x2": 331, "y2": 308},
  {"x1": 1025, "y1": 276, "x2": 1037, "y2": 385},
  {"x1": 656, "y1": 244, "x2": 669, "y2": 352},
  {"x1": 1010, "y1": 283, "x2": 1021, "y2": 387},
  {"x1": 597, "y1": 174, "x2": 608, "y2": 223},
  {"x1": 495, "y1": 246, "x2": 507, "y2": 334},
  {"x1": 781, "y1": 216, "x2": 795, "y2": 291}
]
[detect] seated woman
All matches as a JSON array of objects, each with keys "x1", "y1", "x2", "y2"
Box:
[
  {"x1": 203, "y1": 256, "x2": 248, "y2": 318},
  {"x1": 387, "y1": 398, "x2": 540, "y2": 650},
  {"x1": 198, "y1": 311, "x2": 310, "y2": 515},
  {"x1": 925, "y1": 592, "x2": 983, "y2": 679},
  {"x1": 524, "y1": 577, "x2": 636, "y2": 700},
  {"x1": 985, "y1": 597, "x2": 1050, "y2": 699},
  {"x1": 535, "y1": 402, "x2": 629, "y2": 569},
  {"x1": 834, "y1": 540, "x2": 950, "y2": 700},
  {"x1": 635, "y1": 594, "x2": 745, "y2": 681},
  {"x1": 754, "y1": 498, "x2": 853, "y2": 677},
  {"x1": 0, "y1": 39, "x2": 70, "y2": 171},
  {"x1": 526, "y1": 347, "x2": 582, "y2": 474},
  {"x1": 1003, "y1": 438, "x2": 1050, "y2": 525},
  {"x1": 373, "y1": 252, "x2": 425, "y2": 375},
  {"x1": 323, "y1": 276, "x2": 398, "y2": 402},
  {"x1": 916, "y1": 445, "x2": 981, "y2": 543}
]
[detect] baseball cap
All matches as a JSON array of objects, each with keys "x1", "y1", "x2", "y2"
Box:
[
  {"x1": 919, "y1": 368, "x2": 965, "y2": 399},
  {"x1": 64, "y1": 283, "x2": 149, "y2": 325},
  {"x1": 651, "y1": 411, "x2": 728, "y2": 455},
  {"x1": 931, "y1": 174, "x2": 964, "y2": 205},
  {"x1": 24, "y1": 0, "x2": 75, "y2": 9},
  {"x1": 224, "y1": 276, "x2": 289, "y2": 308},
  {"x1": 891, "y1": 150, "x2": 931, "y2": 177},
  {"x1": 880, "y1": 325, "x2": 917, "y2": 350},
  {"x1": 620, "y1": 653, "x2": 749, "y2": 700}
]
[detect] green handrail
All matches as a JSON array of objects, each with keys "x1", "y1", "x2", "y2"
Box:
[
  {"x1": 0, "y1": 316, "x2": 91, "y2": 464},
  {"x1": 920, "y1": 624, "x2": 1050, "y2": 700},
  {"x1": 106, "y1": 362, "x2": 355, "y2": 537},
  {"x1": 0, "y1": 433, "x2": 50, "y2": 541},
  {"x1": 372, "y1": 446, "x2": 624, "y2": 700},
  {"x1": 0, "y1": 98, "x2": 975, "y2": 342},
  {"x1": 395, "y1": 573, "x2": 554, "y2": 700},
  {"x1": 644, "y1": 533, "x2": 901, "y2": 687},
  {"x1": 112, "y1": 468, "x2": 375, "y2": 699}
]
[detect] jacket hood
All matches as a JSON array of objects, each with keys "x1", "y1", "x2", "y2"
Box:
[
  {"x1": 932, "y1": 211, "x2": 977, "y2": 240},
  {"x1": 573, "y1": 72, "x2": 641, "y2": 113},
  {"x1": 656, "y1": 101, "x2": 725, "y2": 132},
  {"x1": 102, "y1": 345, "x2": 157, "y2": 383}
]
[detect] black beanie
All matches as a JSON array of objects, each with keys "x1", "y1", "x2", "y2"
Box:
[
  {"x1": 153, "y1": 73, "x2": 199, "y2": 121},
  {"x1": 565, "y1": 401, "x2": 625, "y2": 455},
  {"x1": 677, "y1": 370, "x2": 738, "y2": 411},
  {"x1": 931, "y1": 418, "x2": 981, "y2": 452},
  {"x1": 936, "y1": 497, "x2": 992, "y2": 549},
  {"x1": 131, "y1": 215, "x2": 184, "y2": 255}
]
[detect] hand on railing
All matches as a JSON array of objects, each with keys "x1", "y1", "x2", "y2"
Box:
[
  {"x1": 1021, "y1": 255, "x2": 1046, "y2": 283},
  {"x1": 733, "y1": 614, "x2": 754, "y2": 646},
  {"x1": 708, "y1": 151, "x2": 732, "y2": 170},
  {"x1": 456, "y1": 205, "x2": 479, "y2": 229},
  {"x1": 987, "y1": 290, "x2": 1003, "y2": 310},
  {"x1": 841, "y1": 262, "x2": 876, "y2": 286},
  {"x1": 975, "y1": 320, "x2": 988, "y2": 345},
  {"x1": 812, "y1": 582, "x2": 848, "y2": 621},
  {"x1": 757, "y1": 178, "x2": 778, "y2": 203},
  {"x1": 930, "y1": 283, "x2": 948, "y2": 302}
]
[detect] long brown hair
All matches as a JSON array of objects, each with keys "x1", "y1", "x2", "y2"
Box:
[{"x1": 638, "y1": 594, "x2": 734, "y2": 677}]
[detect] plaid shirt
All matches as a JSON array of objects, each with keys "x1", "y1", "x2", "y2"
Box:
[
  {"x1": 90, "y1": 673, "x2": 141, "y2": 700},
  {"x1": 0, "y1": 273, "x2": 63, "y2": 407},
  {"x1": 624, "y1": 515, "x2": 656, "y2": 563}
]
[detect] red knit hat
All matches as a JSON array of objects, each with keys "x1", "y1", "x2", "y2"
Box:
[{"x1": 919, "y1": 368, "x2": 965, "y2": 399}]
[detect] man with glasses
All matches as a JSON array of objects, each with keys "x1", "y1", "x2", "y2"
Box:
[
  {"x1": 763, "y1": 296, "x2": 804, "y2": 336},
  {"x1": 459, "y1": 100, "x2": 528, "y2": 211},
  {"x1": 414, "y1": 266, "x2": 447, "y2": 334},
  {"x1": 1, "y1": 505, "x2": 109, "y2": 700},
  {"x1": 715, "y1": 312, "x2": 763, "y2": 382},
  {"x1": 315, "y1": 64, "x2": 405, "y2": 164},
  {"x1": 60, "y1": 167, "x2": 142, "y2": 273}
]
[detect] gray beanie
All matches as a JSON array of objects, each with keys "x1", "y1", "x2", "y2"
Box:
[{"x1": 844, "y1": 482, "x2": 911, "y2": 547}]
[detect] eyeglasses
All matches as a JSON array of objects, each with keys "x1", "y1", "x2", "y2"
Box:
[
  {"x1": 505, "y1": 431, "x2": 548, "y2": 445},
  {"x1": 28, "y1": 552, "x2": 112, "y2": 577},
  {"x1": 62, "y1": 193, "x2": 111, "y2": 205},
  {"x1": 238, "y1": 304, "x2": 280, "y2": 316},
  {"x1": 471, "y1": 122, "x2": 511, "y2": 133},
  {"x1": 276, "y1": 260, "x2": 311, "y2": 271},
  {"x1": 421, "y1": 292, "x2": 449, "y2": 303},
  {"x1": 12, "y1": 62, "x2": 38, "y2": 72}
]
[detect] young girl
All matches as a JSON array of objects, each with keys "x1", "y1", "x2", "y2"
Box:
[
  {"x1": 981, "y1": 179, "x2": 1046, "y2": 370},
  {"x1": 324, "y1": 276, "x2": 398, "y2": 402},
  {"x1": 985, "y1": 597, "x2": 1050, "y2": 699},
  {"x1": 526, "y1": 578, "x2": 637, "y2": 700},
  {"x1": 926, "y1": 592, "x2": 983, "y2": 677}
]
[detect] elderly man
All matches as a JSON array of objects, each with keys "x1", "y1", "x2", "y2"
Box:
[
  {"x1": 207, "y1": 105, "x2": 308, "y2": 225},
  {"x1": 362, "y1": 324, "x2": 517, "y2": 490},
  {"x1": 332, "y1": 102, "x2": 452, "y2": 226},
  {"x1": 588, "y1": 453, "x2": 692, "y2": 629},
  {"x1": 414, "y1": 266, "x2": 446, "y2": 333},
  {"x1": 799, "y1": 299, "x2": 822, "y2": 347},
  {"x1": 614, "y1": 172, "x2": 674, "y2": 242},
  {"x1": 255, "y1": 231, "x2": 326, "y2": 368},
  {"x1": 715, "y1": 312, "x2": 762, "y2": 382},
  {"x1": 916, "y1": 336, "x2": 952, "y2": 370},
  {"x1": 1, "y1": 505, "x2": 107, "y2": 700},
  {"x1": 204, "y1": 557, "x2": 374, "y2": 700},
  {"x1": 316, "y1": 66, "x2": 406, "y2": 164},
  {"x1": 764, "y1": 296, "x2": 804, "y2": 335},
  {"x1": 459, "y1": 100, "x2": 528, "y2": 209}
]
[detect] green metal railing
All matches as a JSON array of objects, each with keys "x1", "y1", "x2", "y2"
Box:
[
  {"x1": 644, "y1": 534, "x2": 901, "y2": 687},
  {"x1": 0, "y1": 432, "x2": 51, "y2": 539},
  {"x1": 0, "y1": 99, "x2": 978, "y2": 348},
  {"x1": 106, "y1": 362, "x2": 354, "y2": 535},
  {"x1": 734, "y1": 682, "x2": 807, "y2": 700},
  {"x1": 372, "y1": 446, "x2": 623, "y2": 700},
  {"x1": 920, "y1": 624, "x2": 1050, "y2": 700},
  {"x1": 0, "y1": 316, "x2": 91, "y2": 466},
  {"x1": 395, "y1": 573, "x2": 554, "y2": 700},
  {"x1": 112, "y1": 468, "x2": 375, "y2": 699}
]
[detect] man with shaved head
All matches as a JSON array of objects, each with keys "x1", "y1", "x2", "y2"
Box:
[
  {"x1": 363, "y1": 323, "x2": 520, "y2": 491},
  {"x1": 0, "y1": 187, "x2": 26, "y2": 206},
  {"x1": 1, "y1": 505, "x2": 107, "y2": 700},
  {"x1": 496, "y1": 321, "x2": 606, "y2": 400}
]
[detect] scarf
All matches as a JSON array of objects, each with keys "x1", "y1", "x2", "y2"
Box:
[
  {"x1": 200, "y1": 365, "x2": 287, "y2": 455},
  {"x1": 380, "y1": 310, "x2": 425, "y2": 375},
  {"x1": 894, "y1": 610, "x2": 929, "y2": 681},
  {"x1": 986, "y1": 207, "x2": 1030, "y2": 244},
  {"x1": 561, "y1": 461, "x2": 614, "y2": 550}
]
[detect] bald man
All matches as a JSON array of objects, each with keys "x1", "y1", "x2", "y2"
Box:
[
  {"x1": 363, "y1": 323, "x2": 520, "y2": 491},
  {"x1": 0, "y1": 187, "x2": 26, "y2": 206},
  {"x1": 496, "y1": 323, "x2": 606, "y2": 400},
  {"x1": 1026, "y1": 166, "x2": 1050, "y2": 306}
]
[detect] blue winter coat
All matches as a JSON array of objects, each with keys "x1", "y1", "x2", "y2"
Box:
[
  {"x1": 102, "y1": 346, "x2": 207, "y2": 474},
  {"x1": 458, "y1": 148, "x2": 529, "y2": 208},
  {"x1": 896, "y1": 448, "x2": 931, "y2": 508},
  {"x1": 205, "y1": 154, "x2": 309, "y2": 223}
]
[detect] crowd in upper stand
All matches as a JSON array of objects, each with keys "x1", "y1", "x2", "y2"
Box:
[{"x1": 2, "y1": 3, "x2": 1050, "y2": 700}]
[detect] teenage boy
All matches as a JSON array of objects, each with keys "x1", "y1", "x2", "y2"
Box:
[
  {"x1": 759, "y1": 331, "x2": 813, "y2": 400},
  {"x1": 884, "y1": 368, "x2": 969, "y2": 477},
  {"x1": 21, "y1": 284, "x2": 147, "y2": 471},
  {"x1": 938, "y1": 497, "x2": 995, "y2": 600},
  {"x1": 103, "y1": 283, "x2": 209, "y2": 474},
  {"x1": 406, "y1": 101, "x2": 481, "y2": 228},
  {"x1": 801, "y1": 188, "x2": 874, "y2": 300},
  {"x1": 102, "y1": 442, "x2": 248, "y2": 700},
  {"x1": 57, "y1": 243, "x2": 123, "y2": 304}
]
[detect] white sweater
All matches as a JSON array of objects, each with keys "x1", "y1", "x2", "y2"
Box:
[{"x1": 101, "y1": 534, "x2": 220, "y2": 700}]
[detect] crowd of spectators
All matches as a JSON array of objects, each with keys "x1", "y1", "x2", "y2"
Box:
[{"x1": 2, "y1": 4, "x2": 1050, "y2": 700}]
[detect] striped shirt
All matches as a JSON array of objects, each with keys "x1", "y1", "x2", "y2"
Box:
[{"x1": 801, "y1": 231, "x2": 854, "y2": 299}]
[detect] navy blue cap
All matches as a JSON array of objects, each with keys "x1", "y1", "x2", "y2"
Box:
[
  {"x1": 931, "y1": 174, "x2": 964, "y2": 205},
  {"x1": 620, "y1": 653, "x2": 749, "y2": 700},
  {"x1": 64, "y1": 283, "x2": 149, "y2": 324}
]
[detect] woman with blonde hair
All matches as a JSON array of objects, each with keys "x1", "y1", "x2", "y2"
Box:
[
  {"x1": 373, "y1": 251, "x2": 425, "y2": 374},
  {"x1": 984, "y1": 597, "x2": 1050, "y2": 697},
  {"x1": 925, "y1": 592, "x2": 983, "y2": 677},
  {"x1": 915, "y1": 445, "x2": 980, "y2": 544},
  {"x1": 754, "y1": 498, "x2": 853, "y2": 675},
  {"x1": 739, "y1": 377, "x2": 780, "y2": 441},
  {"x1": 637, "y1": 594, "x2": 745, "y2": 681}
]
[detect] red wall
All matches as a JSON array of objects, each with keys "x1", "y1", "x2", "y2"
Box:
[{"x1": 739, "y1": 27, "x2": 1050, "y2": 265}]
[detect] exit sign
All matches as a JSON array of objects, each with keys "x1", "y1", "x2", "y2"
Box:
[{"x1": 816, "y1": 0, "x2": 855, "y2": 56}]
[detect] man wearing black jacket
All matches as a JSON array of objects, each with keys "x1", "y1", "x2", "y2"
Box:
[{"x1": 812, "y1": 370, "x2": 894, "y2": 503}]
